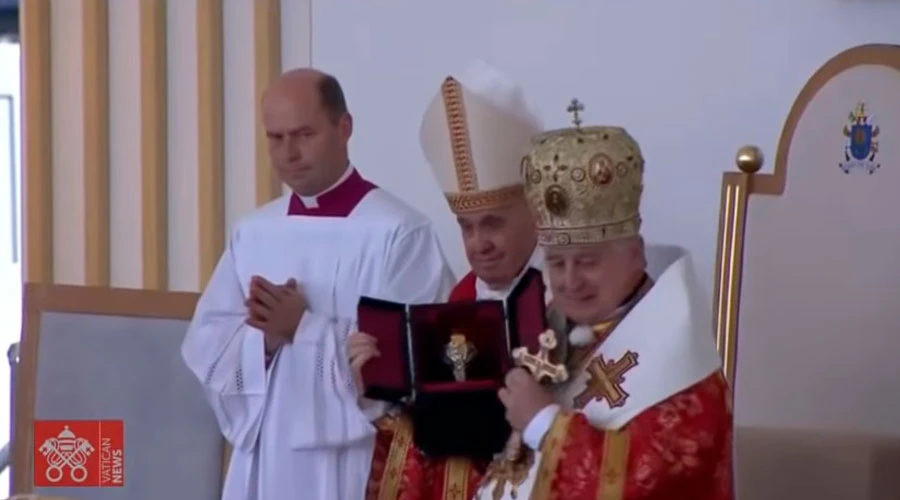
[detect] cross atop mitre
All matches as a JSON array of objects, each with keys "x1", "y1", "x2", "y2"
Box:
[
  {"x1": 511, "y1": 329, "x2": 569, "y2": 384},
  {"x1": 566, "y1": 98, "x2": 584, "y2": 128}
]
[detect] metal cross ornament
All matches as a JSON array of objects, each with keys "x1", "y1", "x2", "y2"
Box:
[
  {"x1": 511, "y1": 329, "x2": 569, "y2": 384},
  {"x1": 501, "y1": 330, "x2": 569, "y2": 467},
  {"x1": 567, "y1": 98, "x2": 585, "y2": 128}
]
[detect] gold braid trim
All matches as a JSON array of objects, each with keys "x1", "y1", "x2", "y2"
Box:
[
  {"x1": 378, "y1": 415, "x2": 414, "y2": 500},
  {"x1": 440, "y1": 77, "x2": 479, "y2": 192},
  {"x1": 443, "y1": 457, "x2": 471, "y2": 500},
  {"x1": 445, "y1": 184, "x2": 525, "y2": 214},
  {"x1": 530, "y1": 411, "x2": 575, "y2": 499},
  {"x1": 536, "y1": 216, "x2": 642, "y2": 247},
  {"x1": 595, "y1": 430, "x2": 630, "y2": 500}
]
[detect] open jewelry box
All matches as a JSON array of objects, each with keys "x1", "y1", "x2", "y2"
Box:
[{"x1": 357, "y1": 268, "x2": 550, "y2": 459}]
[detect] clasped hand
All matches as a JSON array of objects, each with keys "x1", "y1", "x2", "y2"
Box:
[
  {"x1": 245, "y1": 276, "x2": 307, "y2": 351},
  {"x1": 498, "y1": 368, "x2": 555, "y2": 432}
]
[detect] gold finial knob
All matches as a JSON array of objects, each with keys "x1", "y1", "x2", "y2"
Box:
[
  {"x1": 735, "y1": 145, "x2": 764, "y2": 174},
  {"x1": 567, "y1": 98, "x2": 584, "y2": 128}
]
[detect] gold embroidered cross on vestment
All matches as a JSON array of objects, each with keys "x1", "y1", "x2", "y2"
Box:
[{"x1": 574, "y1": 351, "x2": 639, "y2": 409}]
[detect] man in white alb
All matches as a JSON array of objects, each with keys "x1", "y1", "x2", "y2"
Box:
[{"x1": 181, "y1": 69, "x2": 456, "y2": 500}]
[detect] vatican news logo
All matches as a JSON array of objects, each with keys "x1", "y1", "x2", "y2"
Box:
[{"x1": 33, "y1": 420, "x2": 124, "y2": 488}]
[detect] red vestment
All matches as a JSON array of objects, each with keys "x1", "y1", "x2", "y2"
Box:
[
  {"x1": 493, "y1": 372, "x2": 733, "y2": 500},
  {"x1": 447, "y1": 272, "x2": 477, "y2": 302},
  {"x1": 366, "y1": 272, "x2": 488, "y2": 500}
]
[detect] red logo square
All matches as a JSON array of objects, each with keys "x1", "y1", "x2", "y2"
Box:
[{"x1": 33, "y1": 420, "x2": 124, "y2": 487}]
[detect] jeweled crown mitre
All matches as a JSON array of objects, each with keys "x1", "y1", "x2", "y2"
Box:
[{"x1": 522, "y1": 99, "x2": 645, "y2": 246}]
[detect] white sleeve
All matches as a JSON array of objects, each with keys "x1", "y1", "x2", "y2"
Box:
[
  {"x1": 180, "y1": 233, "x2": 267, "y2": 453},
  {"x1": 290, "y1": 222, "x2": 458, "y2": 448},
  {"x1": 379, "y1": 222, "x2": 456, "y2": 304},
  {"x1": 523, "y1": 404, "x2": 561, "y2": 449},
  {"x1": 287, "y1": 310, "x2": 372, "y2": 449}
]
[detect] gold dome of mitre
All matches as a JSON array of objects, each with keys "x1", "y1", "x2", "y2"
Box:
[{"x1": 522, "y1": 99, "x2": 644, "y2": 246}]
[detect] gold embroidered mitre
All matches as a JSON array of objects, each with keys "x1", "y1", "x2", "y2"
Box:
[
  {"x1": 420, "y1": 60, "x2": 543, "y2": 214},
  {"x1": 523, "y1": 99, "x2": 645, "y2": 245}
]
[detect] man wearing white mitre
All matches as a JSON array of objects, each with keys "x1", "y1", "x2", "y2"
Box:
[
  {"x1": 476, "y1": 117, "x2": 735, "y2": 499},
  {"x1": 181, "y1": 68, "x2": 456, "y2": 500},
  {"x1": 350, "y1": 60, "x2": 556, "y2": 499}
]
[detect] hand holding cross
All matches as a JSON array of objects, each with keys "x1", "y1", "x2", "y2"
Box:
[{"x1": 502, "y1": 329, "x2": 569, "y2": 462}]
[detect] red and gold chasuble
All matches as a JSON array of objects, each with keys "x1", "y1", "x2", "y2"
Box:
[
  {"x1": 475, "y1": 250, "x2": 734, "y2": 500},
  {"x1": 365, "y1": 273, "x2": 487, "y2": 500},
  {"x1": 495, "y1": 373, "x2": 733, "y2": 500}
]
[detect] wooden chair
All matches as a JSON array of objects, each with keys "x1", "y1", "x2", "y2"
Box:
[{"x1": 713, "y1": 43, "x2": 900, "y2": 499}]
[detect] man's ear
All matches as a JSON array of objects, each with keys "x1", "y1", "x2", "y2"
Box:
[{"x1": 338, "y1": 113, "x2": 353, "y2": 140}]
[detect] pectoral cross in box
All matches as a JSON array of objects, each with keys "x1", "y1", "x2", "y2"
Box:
[{"x1": 574, "y1": 351, "x2": 639, "y2": 409}]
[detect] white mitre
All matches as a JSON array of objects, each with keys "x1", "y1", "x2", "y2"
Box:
[{"x1": 419, "y1": 60, "x2": 543, "y2": 214}]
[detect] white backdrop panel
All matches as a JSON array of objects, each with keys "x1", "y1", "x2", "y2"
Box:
[{"x1": 310, "y1": 0, "x2": 900, "y2": 291}]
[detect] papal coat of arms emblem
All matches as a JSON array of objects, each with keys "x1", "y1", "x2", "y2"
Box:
[{"x1": 839, "y1": 102, "x2": 881, "y2": 174}]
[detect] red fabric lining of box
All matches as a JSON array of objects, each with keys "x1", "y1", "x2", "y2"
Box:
[
  {"x1": 511, "y1": 270, "x2": 549, "y2": 353},
  {"x1": 358, "y1": 268, "x2": 549, "y2": 401},
  {"x1": 358, "y1": 298, "x2": 408, "y2": 392},
  {"x1": 409, "y1": 301, "x2": 510, "y2": 385},
  {"x1": 419, "y1": 380, "x2": 501, "y2": 392}
]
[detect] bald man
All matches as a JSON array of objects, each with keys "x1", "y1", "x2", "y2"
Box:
[{"x1": 181, "y1": 69, "x2": 456, "y2": 500}]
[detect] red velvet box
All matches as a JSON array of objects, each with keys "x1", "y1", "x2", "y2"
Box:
[{"x1": 357, "y1": 268, "x2": 549, "y2": 459}]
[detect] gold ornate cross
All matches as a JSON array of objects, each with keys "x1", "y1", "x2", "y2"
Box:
[
  {"x1": 574, "y1": 351, "x2": 639, "y2": 409},
  {"x1": 567, "y1": 98, "x2": 584, "y2": 128},
  {"x1": 511, "y1": 329, "x2": 569, "y2": 384},
  {"x1": 490, "y1": 329, "x2": 568, "y2": 496}
]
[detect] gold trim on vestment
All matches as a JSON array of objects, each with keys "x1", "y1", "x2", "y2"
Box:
[
  {"x1": 378, "y1": 415, "x2": 413, "y2": 500},
  {"x1": 596, "y1": 430, "x2": 630, "y2": 500},
  {"x1": 483, "y1": 449, "x2": 534, "y2": 500},
  {"x1": 530, "y1": 411, "x2": 575, "y2": 499},
  {"x1": 441, "y1": 77, "x2": 479, "y2": 192},
  {"x1": 443, "y1": 457, "x2": 471, "y2": 500}
]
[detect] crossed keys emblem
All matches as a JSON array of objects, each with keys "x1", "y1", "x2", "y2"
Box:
[{"x1": 38, "y1": 425, "x2": 95, "y2": 483}]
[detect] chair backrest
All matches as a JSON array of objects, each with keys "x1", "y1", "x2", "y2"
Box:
[
  {"x1": 713, "y1": 44, "x2": 900, "y2": 435},
  {"x1": 12, "y1": 285, "x2": 225, "y2": 499}
]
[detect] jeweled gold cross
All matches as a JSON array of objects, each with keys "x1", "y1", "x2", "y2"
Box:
[{"x1": 444, "y1": 333, "x2": 476, "y2": 382}]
